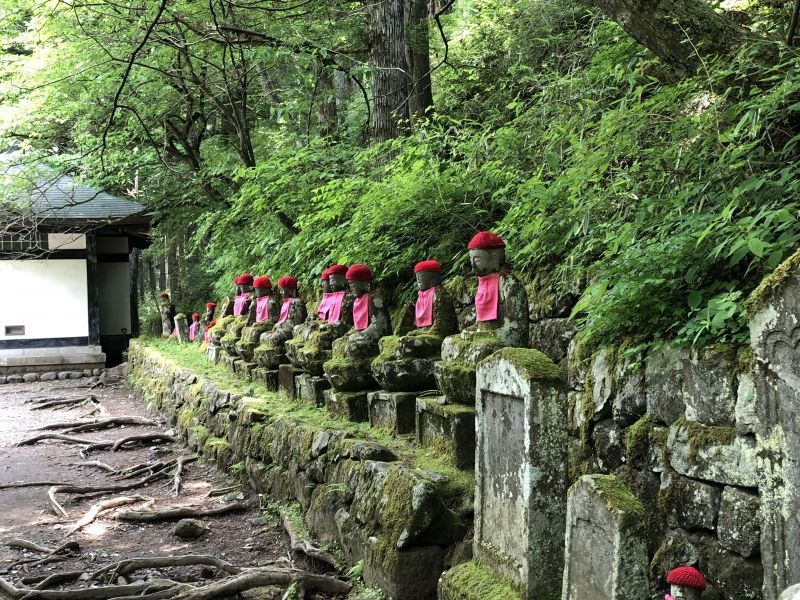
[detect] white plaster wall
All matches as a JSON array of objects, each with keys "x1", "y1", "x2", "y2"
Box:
[
  {"x1": 0, "y1": 260, "x2": 88, "y2": 339},
  {"x1": 47, "y1": 233, "x2": 86, "y2": 250},
  {"x1": 98, "y1": 262, "x2": 131, "y2": 335}
]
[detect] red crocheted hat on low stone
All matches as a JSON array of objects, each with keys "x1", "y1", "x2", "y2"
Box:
[
  {"x1": 666, "y1": 567, "x2": 706, "y2": 591},
  {"x1": 327, "y1": 264, "x2": 348, "y2": 276},
  {"x1": 205, "y1": 302, "x2": 216, "y2": 308},
  {"x1": 239, "y1": 273, "x2": 254, "y2": 286},
  {"x1": 414, "y1": 259, "x2": 441, "y2": 273},
  {"x1": 320, "y1": 268, "x2": 330, "y2": 280},
  {"x1": 208, "y1": 320, "x2": 217, "y2": 328},
  {"x1": 277, "y1": 275, "x2": 297, "y2": 289},
  {"x1": 191, "y1": 313, "x2": 199, "y2": 320},
  {"x1": 346, "y1": 264, "x2": 373, "y2": 281},
  {"x1": 253, "y1": 276, "x2": 272, "y2": 289},
  {"x1": 467, "y1": 231, "x2": 505, "y2": 250}
]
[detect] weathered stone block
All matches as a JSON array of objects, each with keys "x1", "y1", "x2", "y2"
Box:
[
  {"x1": 363, "y1": 537, "x2": 444, "y2": 600},
  {"x1": 206, "y1": 345, "x2": 222, "y2": 363},
  {"x1": 324, "y1": 357, "x2": 377, "y2": 392},
  {"x1": 367, "y1": 391, "x2": 417, "y2": 434},
  {"x1": 717, "y1": 486, "x2": 760, "y2": 558},
  {"x1": 22, "y1": 373, "x2": 38, "y2": 383},
  {"x1": 6, "y1": 374, "x2": 23, "y2": 383},
  {"x1": 325, "y1": 389, "x2": 369, "y2": 422},
  {"x1": 221, "y1": 353, "x2": 239, "y2": 373},
  {"x1": 434, "y1": 360, "x2": 477, "y2": 405},
  {"x1": 781, "y1": 584, "x2": 800, "y2": 600},
  {"x1": 475, "y1": 348, "x2": 567, "y2": 599},
  {"x1": 306, "y1": 483, "x2": 353, "y2": 545},
  {"x1": 591, "y1": 348, "x2": 615, "y2": 420},
  {"x1": 252, "y1": 367, "x2": 278, "y2": 391},
  {"x1": 295, "y1": 374, "x2": 330, "y2": 407},
  {"x1": 234, "y1": 360, "x2": 256, "y2": 381},
  {"x1": 649, "y1": 529, "x2": 700, "y2": 586},
  {"x1": 278, "y1": 364, "x2": 302, "y2": 398},
  {"x1": 612, "y1": 354, "x2": 646, "y2": 427},
  {"x1": 438, "y1": 561, "x2": 522, "y2": 600},
  {"x1": 39, "y1": 372, "x2": 57, "y2": 382},
  {"x1": 593, "y1": 419, "x2": 626, "y2": 472},
  {"x1": 416, "y1": 397, "x2": 476, "y2": 470},
  {"x1": 700, "y1": 540, "x2": 763, "y2": 600},
  {"x1": 683, "y1": 346, "x2": 737, "y2": 426},
  {"x1": 667, "y1": 419, "x2": 757, "y2": 487},
  {"x1": 562, "y1": 475, "x2": 649, "y2": 600},
  {"x1": 646, "y1": 344, "x2": 689, "y2": 425},
  {"x1": 735, "y1": 373, "x2": 756, "y2": 435},
  {"x1": 529, "y1": 317, "x2": 576, "y2": 363},
  {"x1": 174, "y1": 314, "x2": 190, "y2": 343},
  {"x1": 660, "y1": 473, "x2": 721, "y2": 531}
]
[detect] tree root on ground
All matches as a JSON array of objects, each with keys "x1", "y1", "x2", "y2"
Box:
[
  {"x1": 72, "y1": 461, "x2": 119, "y2": 473},
  {"x1": 35, "y1": 416, "x2": 157, "y2": 434},
  {"x1": 110, "y1": 433, "x2": 175, "y2": 452},
  {"x1": 15, "y1": 434, "x2": 107, "y2": 448},
  {"x1": 2, "y1": 540, "x2": 80, "y2": 571},
  {"x1": 114, "y1": 500, "x2": 250, "y2": 523},
  {"x1": 64, "y1": 495, "x2": 147, "y2": 536},
  {"x1": 281, "y1": 515, "x2": 338, "y2": 569},
  {"x1": 29, "y1": 397, "x2": 97, "y2": 411},
  {"x1": 92, "y1": 555, "x2": 241, "y2": 583},
  {"x1": 204, "y1": 485, "x2": 240, "y2": 498},
  {"x1": 172, "y1": 456, "x2": 193, "y2": 496}
]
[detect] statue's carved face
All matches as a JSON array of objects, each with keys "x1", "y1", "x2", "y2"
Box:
[
  {"x1": 320, "y1": 278, "x2": 332, "y2": 294},
  {"x1": 328, "y1": 273, "x2": 347, "y2": 292},
  {"x1": 242, "y1": 284, "x2": 254, "y2": 294},
  {"x1": 348, "y1": 280, "x2": 370, "y2": 296},
  {"x1": 415, "y1": 271, "x2": 441, "y2": 291},
  {"x1": 670, "y1": 585, "x2": 702, "y2": 600},
  {"x1": 279, "y1": 287, "x2": 297, "y2": 299},
  {"x1": 469, "y1": 248, "x2": 504, "y2": 276},
  {"x1": 205, "y1": 307, "x2": 214, "y2": 318},
  {"x1": 254, "y1": 286, "x2": 271, "y2": 298},
  {"x1": 235, "y1": 284, "x2": 243, "y2": 296}
]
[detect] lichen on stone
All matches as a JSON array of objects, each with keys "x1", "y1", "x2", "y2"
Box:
[
  {"x1": 439, "y1": 560, "x2": 522, "y2": 600},
  {"x1": 674, "y1": 416, "x2": 737, "y2": 461},
  {"x1": 744, "y1": 248, "x2": 800, "y2": 316},
  {"x1": 590, "y1": 474, "x2": 646, "y2": 524}
]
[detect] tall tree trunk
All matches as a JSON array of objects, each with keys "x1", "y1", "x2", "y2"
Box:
[
  {"x1": 586, "y1": 0, "x2": 762, "y2": 73},
  {"x1": 147, "y1": 257, "x2": 157, "y2": 300},
  {"x1": 166, "y1": 236, "x2": 178, "y2": 301},
  {"x1": 314, "y1": 60, "x2": 338, "y2": 137},
  {"x1": 366, "y1": 0, "x2": 410, "y2": 142},
  {"x1": 129, "y1": 247, "x2": 141, "y2": 338},
  {"x1": 404, "y1": 0, "x2": 434, "y2": 122},
  {"x1": 137, "y1": 248, "x2": 145, "y2": 301}
]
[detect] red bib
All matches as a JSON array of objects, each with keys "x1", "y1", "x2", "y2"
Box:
[
  {"x1": 414, "y1": 287, "x2": 437, "y2": 328},
  {"x1": 353, "y1": 294, "x2": 370, "y2": 331},
  {"x1": 327, "y1": 291, "x2": 346, "y2": 323},
  {"x1": 278, "y1": 298, "x2": 292, "y2": 324},
  {"x1": 233, "y1": 293, "x2": 248, "y2": 316},
  {"x1": 256, "y1": 296, "x2": 271, "y2": 323},
  {"x1": 475, "y1": 273, "x2": 500, "y2": 322}
]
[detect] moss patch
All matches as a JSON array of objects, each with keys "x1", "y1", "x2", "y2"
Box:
[
  {"x1": 590, "y1": 475, "x2": 646, "y2": 526},
  {"x1": 675, "y1": 416, "x2": 737, "y2": 461},
  {"x1": 439, "y1": 561, "x2": 522, "y2": 600},
  {"x1": 745, "y1": 248, "x2": 800, "y2": 316},
  {"x1": 624, "y1": 414, "x2": 655, "y2": 464},
  {"x1": 481, "y1": 347, "x2": 565, "y2": 382}
]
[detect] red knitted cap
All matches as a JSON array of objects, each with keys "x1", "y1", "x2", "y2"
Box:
[
  {"x1": 414, "y1": 259, "x2": 441, "y2": 274},
  {"x1": 327, "y1": 264, "x2": 348, "y2": 276},
  {"x1": 253, "y1": 275, "x2": 272, "y2": 289},
  {"x1": 467, "y1": 231, "x2": 505, "y2": 250},
  {"x1": 666, "y1": 567, "x2": 706, "y2": 591},
  {"x1": 346, "y1": 264, "x2": 373, "y2": 281},
  {"x1": 233, "y1": 275, "x2": 242, "y2": 284},
  {"x1": 320, "y1": 268, "x2": 330, "y2": 280},
  {"x1": 208, "y1": 320, "x2": 217, "y2": 328},
  {"x1": 277, "y1": 275, "x2": 297, "y2": 289},
  {"x1": 160, "y1": 293, "x2": 170, "y2": 299},
  {"x1": 205, "y1": 302, "x2": 216, "y2": 308},
  {"x1": 191, "y1": 313, "x2": 199, "y2": 320},
  {"x1": 239, "y1": 273, "x2": 254, "y2": 286}
]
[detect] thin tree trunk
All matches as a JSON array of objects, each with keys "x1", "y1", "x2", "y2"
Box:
[
  {"x1": 158, "y1": 254, "x2": 167, "y2": 293},
  {"x1": 314, "y1": 61, "x2": 338, "y2": 137},
  {"x1": 366, "y1": 0, "x2": 410, "y2": 142},
  {"x1": 137, "y1": 248, "x2": 145, "y2": 301},
  {"x1": 405, "y1": 0, "x2": 434, "y2": 122},
  {"x1": 129, "y1": 248, "x2": 141, "y2": 338},
  {"x1": 166, "y1": 237, "x2": 178, "y2": 301},
  {"x1": 147, "y1": 258, "x2": 157, "y2": 300}
]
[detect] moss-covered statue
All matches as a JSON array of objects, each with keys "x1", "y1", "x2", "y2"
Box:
[
  {"x1": 285, "y1": 264, "x2": 355, "y2": 375},
  {"x1": 188, "y1": 313, "x2": 200, "y2": 341},
  {"x1": 208, "y1": 276, "x2": 242, "y2": 347},
  {"x1": 434, "y1": 231, "x2": 529, "y2": 403},
  {"x1": 324, "y1": 264, "x2": 392, "y2": 391},
  {"x1": 220, "y1": 274, "x2": 255, "y2": 356},
  {"x1": 664, "y1": 566, "x2": 705, "y2": 600},
  {"x1": 196, "y1": 302, "x2": 216, "y2": 344},
  {"x1": 235, "y1": 275, "x2": 280, "y2": 361},
  {"x1": 371, "y1": 259, "x2": 458, "y2": 391},
  {"x1": 254, "y1": 275, "x2": 307, "y2": 369},
  {"x1": 159, "y1": 292, "x2": 176, "y2": 337}
]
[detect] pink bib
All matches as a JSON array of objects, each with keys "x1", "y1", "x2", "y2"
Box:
[
  {"x1": 233, "y1": 293, "x2": 248, "y2": 316},
  {"x1": 665, "y1": 596, "x2": 674, "y2": 600},
  {"x1": 204, "y1": 330, "x2": 210, "y2": 343},
  {"x1": 327, "y1": 291, "x2": 346, "y2": 323},
  {"x1": 278, "y1": 298, "x2": 292, "y2": 324},
  {"x1": 188, "y1": 322, "x2": 198, "y2": 341},
  {"x1": 316, "y1": 293, "x2": 332, "y2": 320},
  {"x1": 353, "y1": 294, "x2": 370, "y2": 331},
  {"x1": 256, "y1": 296, "x2": 271, "y2": 323},
  {"x1": 475, "y1": 273, "x2": 500, "y2": 322},
  {"x1": 414, "y1": 287, "x2": 437, "y2": 328}
]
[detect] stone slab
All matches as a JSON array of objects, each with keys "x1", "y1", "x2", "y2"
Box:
[
  {"x1": 325, "y1": 389, "x2": 370, "y2": 423},
  {"x1": 278, "y1": 364, "x2": 302, "y2": 398},
  {"x1": 234, "y1": 360, "x2": 256, "y2": 381},
  {"x1": 416, "y1": 397, "x2": 475, "y2": 469},
  {"x1": 252, "y1": 368, "x2": 279, "y2": 391},
  {"x1": 367, "y1": 391, "x2": 417, "y2": 434},
  {"x1": 296, "y1": 373, "x2": 330, "y2": 407}
]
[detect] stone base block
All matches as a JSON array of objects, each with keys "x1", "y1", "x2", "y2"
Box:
[
  {"x1": 324, "y1": 358, "x2": 377, "y2": 391},
  {"x1": 234, "y1": 360, "x2": 256, "y2": 381},
  {"x1": 207, "y1": 345, "x2": 222, "y2": 363},
  {"x1": 434, "y1": 360, "x2": 477, "y2": 405},
  {"x1": 235, "y1": 341, "x2": 258, "y2": 363},
  {"x1": 325, "y1": 389, "x2": 370, "y2": 422},
  {"x1": 372, "y1": 357, "x2": 437, "y2": 392},
  {"x1": 368, "y1": 391, "x2": 417, "y2": 434},
  {"x1": 416, "y1": 396, "x2": 476, "y2": 469},
  {"x1": 253, "y1": 368, "x2": 279, "y2": 391},
  {"x1": 254, "y1": 345, "x2": 285, "y2": 370},
  {"x1": 279, "y1": 364, "x2": 303, "y2": 398},
  {"x1": 438, "y1": 561, "x2": 521, "y2": 600},
  {"x1": 221, "y1": 353, "x2": 240, "y2": 373},
  {"x1": 363, "y1": 538, "x2": 445, "y2": 600},
  {"x1": 296, "y1": 374, "x2": 330, "y2": 407}
]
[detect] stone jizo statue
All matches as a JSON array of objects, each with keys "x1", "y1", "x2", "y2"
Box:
[
  {"x1": 254, "y1": 275, "x2": 308, "y2": 369},
  {"x1": 204, "y1": 319, "x2": 216, "y2": 344},
  {"x1": 159, "y1": 292, "x2": 176, "y2": 337},
  {"x1": 188, "y1": 313, "x2": 200, "y2": 341},
  {"x1": 665, "y1": 566, "x2": 705, "y2": 600},
  {"x1": 196, "y1": 302, "x2": 215, "y2": 344},
  {"x1": 232, "y1": 273, "x2": 254, "y2": 317},
  {"x1": 236, "y1": 275, "x2": 280, "y2": 361}
]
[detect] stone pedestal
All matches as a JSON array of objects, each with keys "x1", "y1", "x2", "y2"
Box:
[
  {"x1": 234, "y1": 360, "x2": 256, "y2": 381},
  {"x1": 325, "y1": 389, "x2": 370, "y2": 422},
  {"x1": 435, "y1": 332, "x2": 505, "y2": 404},
  {"x1": 278, "y1": 364, "x2": 302, "y2": 398},
  {"x1": 748, "y1": 250, "x2": 800, "y2": 598},
  {"x1": 221, "y1": 316, "x2": 249, "y2": 357},
  {"x1": 416, "y1": 396, "x2": 475, "y2": 469},
  {"x1": 561, "y1": 475, "x2": 649, "y2": 600},
  {"x1": 475, "y1": 347, "x2": 567, "y2": 599},
  {"x1": 174, "y1": 314, "x2": 190, "y2": 343},
  {"x1": 296, "y1": 374, "x2": 330, "y2": 407},
  {"x1": 438, "y1": 561, "x2": 522, "y2": 600},
  {"x1": 253, "y1": 367, "x2": 279, "y2": 391},
  {"x1": 207, "y1": 345, "x2": 222, "y2": 363},
  {"x1": 367, "y1": 391, "x2": 417, "y2": 434}
]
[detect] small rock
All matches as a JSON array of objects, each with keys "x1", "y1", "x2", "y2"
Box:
[
  {"x1": 83, "y1": 369, "x2": 93, "y2": 377},
  {"x1": 781, "y1": 584, "x2": 800, "y2": 600},
  {"x1": 39, "y1": 372, "x2": 57, "y2": 382},
  {"x1": 67, "y1": 371, "x2": 83, "y2": 379},
  {"x1": 7, "y1": 375, "x2": 24, "y2": 384},
  {"x1": 78, "y1": 572, "x2": 90, "y2": 581},
  {"x1": 22, "y1": 373, "x2": 39, "y2": 383},
  {"x1": 173, "y1": 518, "x2": 208, "y2": 539},
  {"x1": 717, "y1": 486, "x2": 760, "y2": 557},
  {"x1": 149, "y1": 447, "x2": 170, "y2": 460},
  {"x1": 0, "y1": 376, "x2": 6, "y2": 384},
  {"x1": 57, "y1": 372, "x2": 71, "y2": 380},
  {"x1": 92, "y1": 368, "x2": 101, "y2": 376}
]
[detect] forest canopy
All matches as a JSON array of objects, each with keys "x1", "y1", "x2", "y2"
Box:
[{"x1": 1, "y1": 0, "x2": 799, "y2": 350}]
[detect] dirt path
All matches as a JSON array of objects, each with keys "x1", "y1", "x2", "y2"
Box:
[{"x1": 0, "y1": 377, "x2": 345, "y2": 599}]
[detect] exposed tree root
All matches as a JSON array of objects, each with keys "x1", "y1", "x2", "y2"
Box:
[
  {"x1": 64, "y1": 495, "x2": 146, "y2": 536},
  {"x1": 15, "y1": 434, "x2": 106, "y2": 448},
  {"x1": 92, "y1": 555, "x2": 241, "y2": 583},
  {"x1": 4, "y1": 541, "x2": 80, "y2": 571},
  {"x1": 35, "y1": 416, "x2": 156, "y2": 433},
  {"x1": 282, "y1": 515, "x2": 338, "y2": 569},
  {"x1": 29, "y1": 571, "x2": 84, "y2": 590},
  {"x1": 204, "y1": 485, "x2": 240, "y2": 498},
  {"x1": 167, "y1": 567, "x2": 351, "y2": 599},
  {"x1": 111, "y1": 433, "x2": 175, "y2": 452},
  {"x1": 172, "y1": 455, "x2": 193, "y2": 496},
  {"x1": 29, "y1": 397, "x2": 97, "y2": 411},
  {"x1": 114, "y1": 500, "x2": 250, "y2": 523},
  {"x1": 0, "y1": 481, "x2": 66, "y2": 490},
  {"x1": 3, "y1": 539, "x2": 53, "y2": 553},
  {"x1": 73, "y1": 460, "x2": 119, "y2": 473}
]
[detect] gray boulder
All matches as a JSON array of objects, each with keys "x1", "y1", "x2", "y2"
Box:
[{"x1": 717, "y1": 486, "x2": 760, "y2": 558}]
